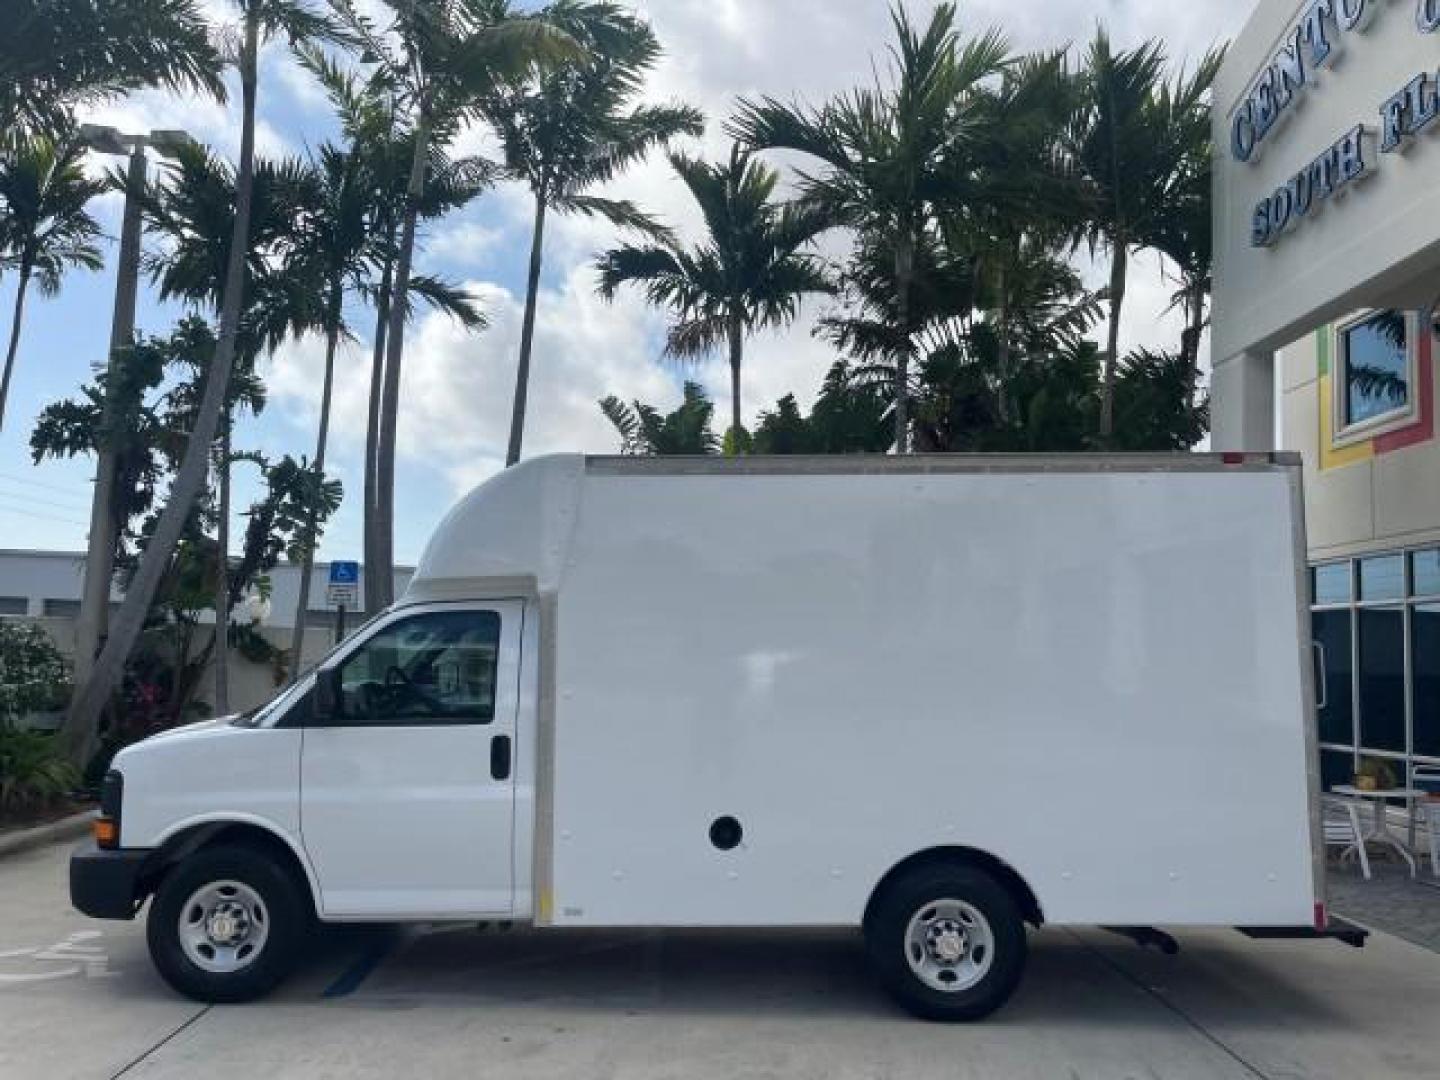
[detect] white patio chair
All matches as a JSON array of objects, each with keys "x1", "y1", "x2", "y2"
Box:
[
  {"x1": 1412, "y1": 764, "x2": 1440, "y2": 879},
  {"x1": 1322, "y1": 795, "x2": 1371, "y2": 880}
]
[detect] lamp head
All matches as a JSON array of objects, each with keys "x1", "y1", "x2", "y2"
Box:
[
  {"x1": 78, "y1": 123, "x2": 129, "y2": 156},
  {"x1": 147, "y1": 129, "x2": 196, "y2": 159}
]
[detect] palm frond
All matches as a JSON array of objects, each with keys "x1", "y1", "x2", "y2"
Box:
[{"x1": 555, "y1": 194, "x2": 672, "y2": 242}]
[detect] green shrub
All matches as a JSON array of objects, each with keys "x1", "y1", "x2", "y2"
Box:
[
  {"x1": 0, "y1": 726, "x2": 78, "y2": 812},
  {"x1": 0, "y1": 621, "x2": 71, "y2": 720}
]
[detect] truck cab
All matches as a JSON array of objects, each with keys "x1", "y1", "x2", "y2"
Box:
[{"x1": 72, "y1": 595, "x2": 537, "y2": 1000}]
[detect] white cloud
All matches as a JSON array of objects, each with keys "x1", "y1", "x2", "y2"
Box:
[
  {"x1": 420, "y1": 218, "x2": 508, "y2": 268},
  {"x1": 267, "y1": 267, "x2": 678, "y2": 497},
  {"x1": 78, "y1": 75, "x2": 290, "y2": 163}
]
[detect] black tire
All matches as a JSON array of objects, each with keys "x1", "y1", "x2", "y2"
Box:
[
  {"x1": 146, "y1": 843, "x2": 307, "y2": 1003},
  {"x1": 864, "y1": 863, "x2": 1027, "y2": 1022}
]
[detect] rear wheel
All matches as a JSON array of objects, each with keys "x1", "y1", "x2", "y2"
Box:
[
  {"x1": 865, "y1": 863, "x2": 1027, "y2": 1021},
  {"x1": 146, "y1": 844, "x2": 307, "y2": 1003}
]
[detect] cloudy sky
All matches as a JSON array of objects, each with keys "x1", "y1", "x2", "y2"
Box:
[{"x1": 0, "y1": 0, "x2": 1249, "y2": 564}]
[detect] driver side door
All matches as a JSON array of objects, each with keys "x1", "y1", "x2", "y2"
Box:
[{"x1": 299, "y1": 601, "x2": 523, "y2": 918}]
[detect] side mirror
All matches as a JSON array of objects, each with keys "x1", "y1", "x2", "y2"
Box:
[{"x1": 313, "y1": 664, "x2": 343, "y2": 723}]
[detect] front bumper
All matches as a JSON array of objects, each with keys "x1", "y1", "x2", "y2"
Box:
[{"x1": 69, "y1": 841, "x2": 150, "y2": 919}]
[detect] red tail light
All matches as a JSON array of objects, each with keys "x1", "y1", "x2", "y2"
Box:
[{"x1": 1314, "y1": 902, "x2": 1328, "y2": 931}]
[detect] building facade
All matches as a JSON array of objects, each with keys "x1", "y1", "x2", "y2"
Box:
[
  {"x1": 1214, "y1": 0, "x2": 1440, "y2": 788},
  {"x1": 0, "y1": 550, "x2": 412, "y2": 715},
  {"x1": 1281, "y1": 322, "x2": 1440, "y2": 789}
]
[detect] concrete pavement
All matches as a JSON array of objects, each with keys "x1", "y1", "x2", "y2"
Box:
[{"x1": 3, "y1": 839, "x2": 1439, "y2": 1079}]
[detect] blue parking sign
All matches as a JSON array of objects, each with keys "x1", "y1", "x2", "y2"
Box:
[
  {"x1": 326, "y1": 561, "x2": 360, "y2": 608},
  {"x1": 329, "y1": 561, "x2": 359, "y2": 585}
]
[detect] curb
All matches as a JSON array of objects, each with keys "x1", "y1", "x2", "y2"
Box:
[{"x1": 0, "y1": 810, "x2": 93, "y2": 861}]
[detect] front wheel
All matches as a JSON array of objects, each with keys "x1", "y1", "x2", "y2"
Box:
[
  {"x1": 865, "y1": 863, "x2": 1027, "y2": 1021},
  {"x1": 146, "y1": 844, "x2": 307, "y2": 1003}
]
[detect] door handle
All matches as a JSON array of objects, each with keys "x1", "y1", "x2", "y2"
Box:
[{"x1": 490, "y1": 734, "x2": 512, "y2": 781}]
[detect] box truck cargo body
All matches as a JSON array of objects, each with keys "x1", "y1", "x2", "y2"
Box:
[{"x1": 71, "y1": 454, "x2": 1355, "y2": 1020}]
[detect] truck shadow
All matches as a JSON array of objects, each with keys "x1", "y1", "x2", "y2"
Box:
[{"x1": 310, "y1": 925, "x2": 1355, "y2": 1029}]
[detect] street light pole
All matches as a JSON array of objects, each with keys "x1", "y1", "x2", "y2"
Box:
[{"x1": 72, "y1": 126, "x2": 193, "y2": 701}]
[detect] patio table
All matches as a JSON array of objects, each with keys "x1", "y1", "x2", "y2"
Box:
[{"x1": 1330, "y1": 786, "x2": 1424, "y2": 877}]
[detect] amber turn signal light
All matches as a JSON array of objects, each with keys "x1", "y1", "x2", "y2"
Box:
[{"x1": 93, "y1": 817, "x2": 119, "y2": 849}]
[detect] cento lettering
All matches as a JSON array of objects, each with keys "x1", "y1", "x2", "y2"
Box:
[{"x1": 1232, "y1": 0, "x2": 1379, "y2": 165}]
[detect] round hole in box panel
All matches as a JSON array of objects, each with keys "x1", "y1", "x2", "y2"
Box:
[{"x1": 709, "y1": 816, "x2": 742, "y2": 851}]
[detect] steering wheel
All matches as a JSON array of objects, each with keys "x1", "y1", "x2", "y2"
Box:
[{"x1": 383, "y1": 665, "x2": 443, "y2": 712}]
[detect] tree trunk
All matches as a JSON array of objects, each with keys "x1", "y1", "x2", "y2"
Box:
[
  {"x1": 1100, "y1": 239, "x2": 1127, "y2": 443},
  {"x1": 506, "y1": 194, "x2": 548, "y2": 468},
  {"x1": 212, "y1": 427, "x2": 230, "y2": 716},
  {"x1": 375, "y1": 116, "x2": 431, "y2": 611},
  {"x1": 727, "y1": 311, "x2": 743, "y2": 446},
  {"x1": 893, "y1": 232, "x2": 915, "y2": 454},
  {"x1": 1180, "y1": 278, "x2": 1205, "y2": 386},
  {"x1": 995, "y1": 260, "x2": 1011, "y2": 425},
  {"x1": 363, "y1": 255, "x2": 392, "y2": 617},
  {"x1": 288, "y1": 279, "x2": 343, "y2": 683},
  {"x1": 63, "y1": 10, "x2": 261, "y2": 767},
  {"x1": 0, "y1": 264, "x2": 33, "y2": 432},
  {"x1": 74, "y1": 144, "x2": 147, "y2": 698}
]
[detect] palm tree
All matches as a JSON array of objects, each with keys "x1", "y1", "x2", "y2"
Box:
[
  {"x1": 1068, "y1": 31, "x2": 1219, "y2": 441},
  {"x1": 480, "y1": 5, "x2": 702, "y2": 465},
  {"x1": 0, "y1": 133, "x2": 105, "y2": 430},
  {"x1": 595, "y1": 146, "x2": 832, "y2": 447},
  {"x1": 750, "y1": 361, "x2": 892, "y2": 455},
  {"x1": 296, "y1": 45, "x2": 490, "y2": 617},
  {"x1": 1, "y1": 0, "x2": 222, "y2": 146},
  {"x1": 1148, "y1": 48, "x2": 1225, "y2": 389},
  {"x1": 136, "y1": 144, "x2": 320, "y2": 713},
  {"x1": 280, "y1": 142, "x2": 379, "y2": 677},
  {"x1": 65, "y1": 0, "x2": 339, "y2": 765},
  {"x1": 281, "y1": 131, "x2": 487, "y2": 678},
  {"x1": 599, "y1": 381, "x2": 718, "y2": 455},
  {"x1": 327, "y1": 0, "x2": 579, "y2": 608},
  {"x1": 731, "y1": 3, "x2": 1009, "y2": 452},
  {"x1": 948, "y1": 51, "x2": 1084, "y2": 423}
]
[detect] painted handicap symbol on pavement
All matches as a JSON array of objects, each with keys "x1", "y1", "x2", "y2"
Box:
[{"x1": 0, "y1": 931, "x2": 117, "y2": 984}]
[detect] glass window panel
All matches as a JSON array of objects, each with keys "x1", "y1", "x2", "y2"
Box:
[
  {"x1": 1320, "y1": 749, "x2": 1355, "y2": 792},
  {"x1": 337, "y1": 610, "x2": 500, "y2": 726},
  {"x1": 1341, "y1": 312, "x2": 1409, "y2": 426},
  {"x1": 1359, "y1": 555, "x2": 1405, "y2": 602},
  {"x1": 1358, "y1": 608, "x2": 1406, "y2": 754},
  {"x1": 1313, "y1": 610, "x2": 1354, "y2": 746},
  {"x1": 1413, "y1": 550, "x2": 1440, "y2": 597},
  {"x1": 1313, "y1": 562, "x2": 1353, "y2": 605},
  {"x1": 1414, "y1": 604, "x2": 1440, "y2": 759}
]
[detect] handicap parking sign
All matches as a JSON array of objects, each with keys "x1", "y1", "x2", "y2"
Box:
[{"x1": 326, "y1": 560, "x2": 360, "y2": 608}]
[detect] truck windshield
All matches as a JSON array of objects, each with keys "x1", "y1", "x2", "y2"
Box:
[{"x1": 231, "y1": 609, "x2": 392, "y2": 728}]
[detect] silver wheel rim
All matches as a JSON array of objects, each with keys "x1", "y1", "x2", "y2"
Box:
[
  {"x1": 177, "y1": 880, "x2": 270, "y2": 974},
  {"x1": 903, "y1": 898, "x2": 995, "y2": 993}
]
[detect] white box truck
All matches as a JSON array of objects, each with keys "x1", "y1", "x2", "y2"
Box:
[{"x1": 71, "y1": 453, "x2": 1363, "y2": 1020}]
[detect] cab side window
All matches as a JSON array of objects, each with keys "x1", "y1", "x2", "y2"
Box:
[{"x1": 335, "y1": 610, "x2": 501, "y2": 726}]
